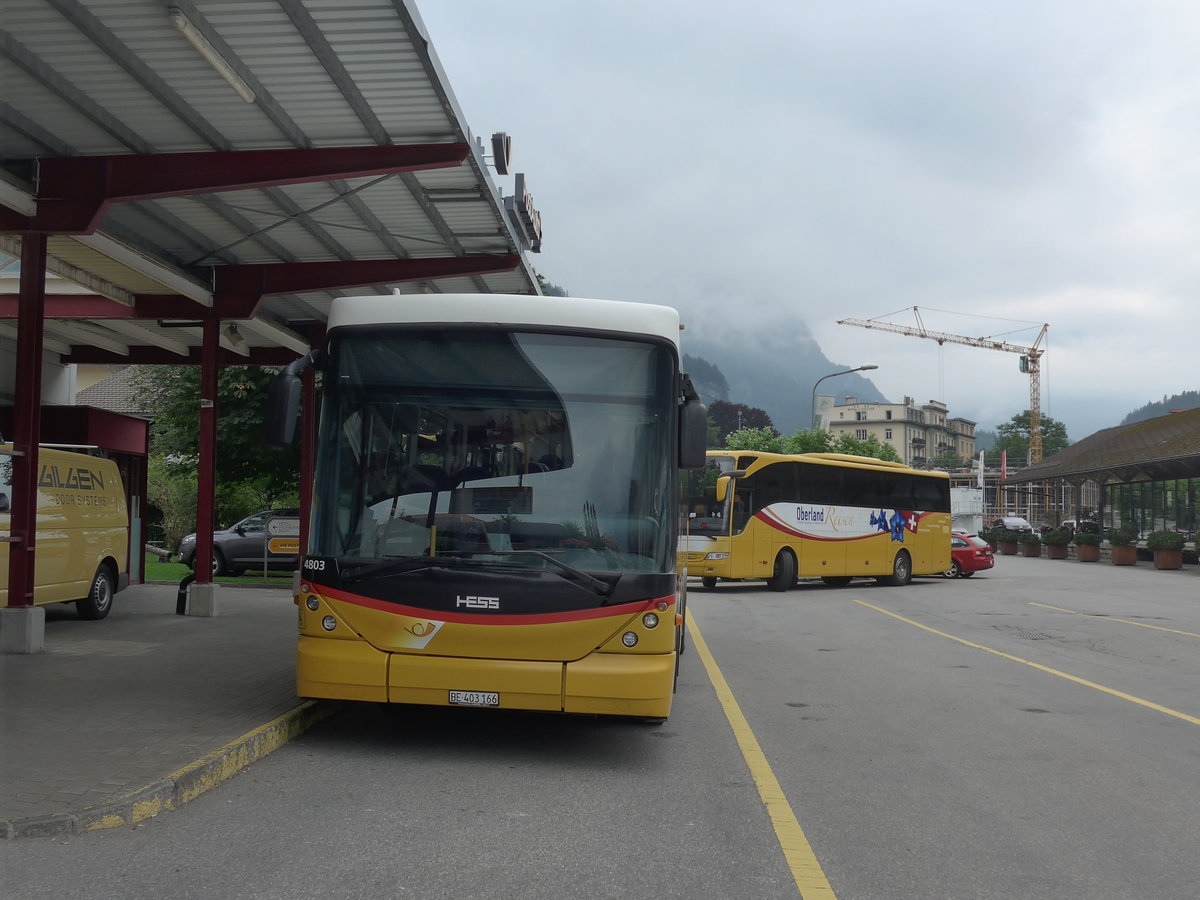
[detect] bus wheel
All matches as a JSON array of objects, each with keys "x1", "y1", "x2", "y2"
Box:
[
  {"x1": 877, "y1": 550, "x2": 912, "y2": 587},
  {"x1": 701, "y1": 577, "x2": 718, "y2": 589},
  {"x1": 77, "y1": 565, "x2": 115, "y2": 620},
  {"x1": 767, "y1": 551, "x2": 796, "y2": 592},
  {"x1": 821, "y1": 576, "x2": 852, "y2": 586}
]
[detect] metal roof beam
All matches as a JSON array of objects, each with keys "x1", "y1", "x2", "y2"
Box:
[
  {"x1": 61, "y1": 346, "x2": 305, "y2": 366},
  {"x1": 208, "y1": 256, "x2": 521, "y2": 317},
  {"x1": 0, "y1": 145, "x2": 470, "y2": 234}
]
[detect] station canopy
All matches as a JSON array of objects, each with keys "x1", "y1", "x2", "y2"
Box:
[{"x1": 0, "y1": 0, "x2": 542, "y2": 365}]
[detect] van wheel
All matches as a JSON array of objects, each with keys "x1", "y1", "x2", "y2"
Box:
[
  {"x1": 766, "y1": 551, "x2": 796, "y2": 592},
  {"x1": 876, "y1": 550, "x2": 912, "y2": 587},
  {"x1": 77, "y1": 566, "x2": 115, "y2": 620}
]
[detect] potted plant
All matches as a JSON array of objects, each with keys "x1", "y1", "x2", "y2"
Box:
[
  {"x1": 1146, "y1": 530, "x2": 1185, "y2": 570},
  {"x1": 1073, "y1": 530, "x2": 1101, "y2": 562},
  {"x1": 992, "y1": 526, "x2": 1019, "y2": 556},
  {"x1": 1043, "y1": 527, "x2": 1071, "y2": 559},
  {"x1": 978, "y1": 525, "x2": 999, "y2": 550},
  {"x1": 1018, "y1": 531, "x2": 1042, "y2": 557},
  {"x1": 1107, "y1": 525, "x2": 1139, "y2": 566}
]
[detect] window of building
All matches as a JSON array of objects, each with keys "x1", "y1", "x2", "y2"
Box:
[
  {"x1": 885, "y1": 410, "x2": 893, "y2": 420},
  {"x1": 855, "y1": 429, "x2": 868, "y2": 441},
  {"x1": 885, "y1": 428, "x2": 893, "y2": 440}
]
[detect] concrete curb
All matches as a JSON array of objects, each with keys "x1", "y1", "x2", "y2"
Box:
[{"x1": 1, "y1": 700, "x2": 341, "y2": 840}]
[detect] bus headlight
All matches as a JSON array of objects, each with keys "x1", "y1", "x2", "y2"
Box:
[
  {"x1": 705, "y1": 552, "x2": 729, "y2": 560},
  {"x1": 621, "y1": 632, "x2": 639, "y2": 647},
  {"x1": 305, "y1": 595, "x2": 321, "y2": 611},
  {"x1": 321, "y1": 616, "x2": 337, "y2": 632},
  {"x1": 642, "y1": 613, "x2": 659, "y2": 629}
]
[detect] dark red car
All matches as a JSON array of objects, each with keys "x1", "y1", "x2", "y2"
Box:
[{"x1": 944, "y1": 532, "x2": 995, "y2": 578}]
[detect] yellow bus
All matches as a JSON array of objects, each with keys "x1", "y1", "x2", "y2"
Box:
[
  {"x1": 267, "y1": 293, "x2": 708, "y2": 720},
  {"x1": 683, "y1": 450, "x2": 951, "y2": 590}
]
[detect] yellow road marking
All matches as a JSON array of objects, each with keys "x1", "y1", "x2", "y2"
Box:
[
  {"x1": 1029, "y1": 602, "x2": 1200, "y2": 638},
  {"x1": 850, "y1": 598, "x2": 1200, "y2": 727},
  {"x1": 688, "y1": 611, "x2": 837, "y2": 899}
]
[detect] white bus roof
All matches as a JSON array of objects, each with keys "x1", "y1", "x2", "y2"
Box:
[{"x1": 326, "y1": 293, "x2": 682, "y2": 348}]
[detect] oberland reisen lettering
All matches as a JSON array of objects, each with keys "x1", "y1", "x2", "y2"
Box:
[{"x1": 37, "y1": 465, "x2": 105, "y2": 491}]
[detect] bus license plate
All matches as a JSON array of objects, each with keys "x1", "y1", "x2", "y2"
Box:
[{"x1": 449, "y1": 690, "x2": 499, "y2": 707}]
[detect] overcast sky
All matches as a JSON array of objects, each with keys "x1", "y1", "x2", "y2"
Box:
[{"x1": 417, "y1": 1, "x2": 1198, "y2": 440}]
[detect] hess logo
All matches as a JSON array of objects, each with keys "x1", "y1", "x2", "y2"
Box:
[{"x1": 456, "y1": 595, "x2": 500, "y2": 610}]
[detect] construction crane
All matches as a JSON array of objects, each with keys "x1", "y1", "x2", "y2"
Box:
[{"x1": 837, "y1": 307, "x2": 1050, "y2": 463}]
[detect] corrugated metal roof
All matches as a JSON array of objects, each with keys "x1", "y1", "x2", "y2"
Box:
[
  {"x1": 1006, "y1": 409, "x2": 1200, "y2": 485},
  {"x1": 0, "y1": 0, "x2": 541, "y2": 361}
]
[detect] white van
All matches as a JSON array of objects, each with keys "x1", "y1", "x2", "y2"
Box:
[{"x1": 0, "y1": 445, "x2": 129, "y2": 619}]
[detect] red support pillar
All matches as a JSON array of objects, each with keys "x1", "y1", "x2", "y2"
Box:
[
  {"x1": 7, "y1": 234, "x2": 47, "y2": 610},
  {"x1": 194, "y1": 319, "x2": 219, "y2": 585}
]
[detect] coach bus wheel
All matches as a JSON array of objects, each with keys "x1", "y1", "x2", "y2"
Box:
[
  {"x1": 77, "y1": 565, "x2": 115, "y2": 620},
  {"x1": 766, "y1": 551, "x2": 796, "y2": 592},
  {"x1": 877, "y1": 550, "x2": 912, "y2": 587},
  {"x1": 701, "y1": 576, "x2": 718, "y2": 589}
]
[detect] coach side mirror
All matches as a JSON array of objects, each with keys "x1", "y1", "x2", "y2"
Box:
[{"x1": 714, "y1": 470, "x2": 746, "y2": 504}]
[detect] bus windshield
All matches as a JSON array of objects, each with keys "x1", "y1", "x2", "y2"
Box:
[{"x1": 311, "y1": 327, "x2": 676, "y2": 574}]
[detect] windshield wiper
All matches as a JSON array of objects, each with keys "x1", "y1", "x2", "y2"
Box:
[
  {"x1": 339, "y1": 555, "x2": 489, "y2": 582},
  {"x1": 339, "y1": 551, "x2": 613, "y2": 598},
  {"x1": 495, "y1": 550, "x2": 613, "y2": 597}
]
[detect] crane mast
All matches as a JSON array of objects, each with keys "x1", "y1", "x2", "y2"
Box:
[{"x1": 837, "y1": 307, "x2": 1049, "y2": 463}]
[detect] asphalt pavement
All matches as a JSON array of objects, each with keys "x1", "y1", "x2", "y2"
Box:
[
  {"x1": 1, "y1": 554, "x2": 1194, "y2": 841},
  {"x1": 0, "y1": 582, "x2": 335, "y2": 839}
]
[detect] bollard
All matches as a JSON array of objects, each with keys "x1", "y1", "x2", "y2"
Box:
[{"x1": 176, "y1": 572, "x2": 195, "y2": 615}]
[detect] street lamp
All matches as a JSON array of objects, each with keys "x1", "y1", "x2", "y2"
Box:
[{"x1": 810, "y1": 365, "x2": 879, "y2": 429}]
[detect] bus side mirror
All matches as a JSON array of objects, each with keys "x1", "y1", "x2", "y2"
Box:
[
  {"x1": 266, "y1": 374, "x2": 301, "y2": 446},
  {"x1": 679, "y1": 397, "x2": 708, "y2": 469},
  {"x1": 265, "y1": 351, "x2": 320, "y2": 447},
  {"x1": 678, "y1": 374, "x2": 707, "y2": 469}
]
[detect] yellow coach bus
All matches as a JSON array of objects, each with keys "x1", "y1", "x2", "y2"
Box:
[
  {"x1": 266, "y1": 293, "x2": 708, "y2": 720},
  {"x1": 683, "y1": 450, "x2": 951, "y2": 590}
]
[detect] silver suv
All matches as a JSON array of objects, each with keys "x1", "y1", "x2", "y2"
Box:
[{"x1": 178, "y1": 508, "x2": 300, "y2": 576}]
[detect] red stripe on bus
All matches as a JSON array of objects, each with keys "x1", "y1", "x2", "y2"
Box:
[{"x1": 307, "y1": 582, "x2": 674, "y2": 626}]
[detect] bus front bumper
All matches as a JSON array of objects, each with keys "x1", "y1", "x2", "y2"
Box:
[{"x1": 297, "y1": 636, "x2": 675, "y2": 718}]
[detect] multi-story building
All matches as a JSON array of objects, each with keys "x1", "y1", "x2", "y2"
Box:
[{"x1": 817, "y1": 395, "x2": 977, "y2": 468}]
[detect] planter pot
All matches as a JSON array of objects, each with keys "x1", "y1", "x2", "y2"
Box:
[
  {"x1": 1077, "y1": 544, "x2": 1101, "y2": 562},
  {"x1": 1047, "y1": 544, "x2": 1069, "y2": 559},
  {"x1": 1021, "y1": 543, "x2": 1041, "y2": 557},
  {"x1": 999, "y1": 542, "x2": 1018, "y2": 556},
  {"x1": 1111, "y1": 545, "x2": 1137, "y2": 566},
  {"x1": 1153, "y1": 549, "x2": 1183, "y2": 570}
]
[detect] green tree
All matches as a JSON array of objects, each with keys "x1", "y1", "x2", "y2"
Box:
[
  {"x1": 144, "y1": 456, "x2": 196, "y2": 550},
  {"x1": 830, "y1": 432, "x2": 903, "y2": 462},
  {"x1": 723, "y1": 426, "x2": 784, "y2": 453},
  {"x1": 724, "y1": 427, "x2": 902, "y2": 463},
  {"x1": 994, "y1": 411, "x2": 1070, "y2": 461},
  {"x1": 709, "y1": 401, "x2": 774, "y2": 444},
  {"x1": 132, "y1": 365, "x2": 302, "y2": 529}
]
